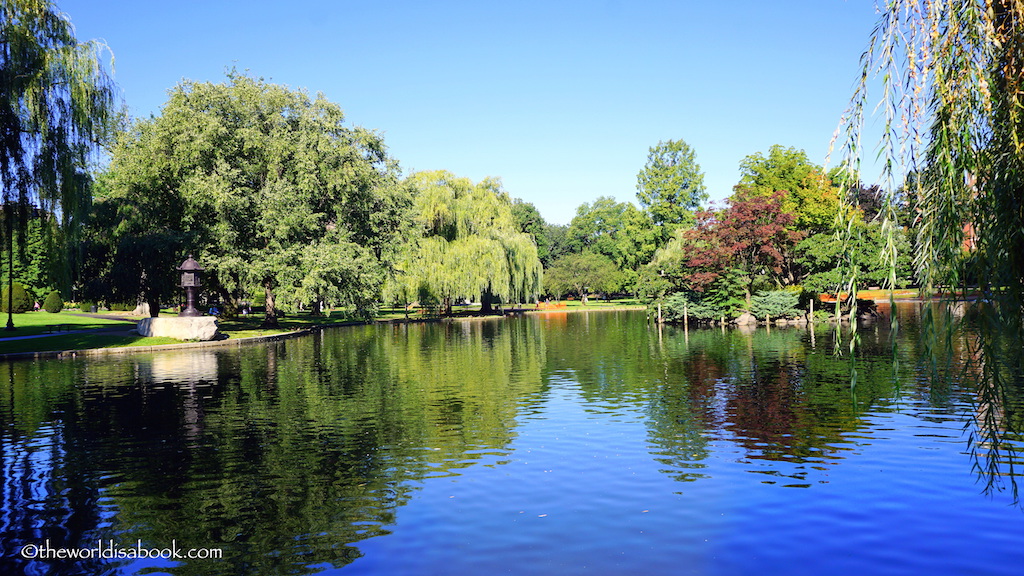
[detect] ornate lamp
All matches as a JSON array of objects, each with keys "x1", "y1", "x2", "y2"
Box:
[{"x1": 177, "y1": 255, "x2": 204, "y2": 317}]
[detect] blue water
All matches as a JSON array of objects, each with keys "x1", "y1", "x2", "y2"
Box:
[{"x1": 1, "y1": 309, "x2": 1022, "y2": 575}]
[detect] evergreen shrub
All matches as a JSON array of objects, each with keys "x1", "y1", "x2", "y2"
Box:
[
  {"x1": 750, "y1": 290, "x2": 802, "y2": 320},
  {"x1": 43, "y1": 290, "x2": 63, "y2": 313},
  {"x1": 0, "y1": 282, "x2": 31, "y2": 313}
]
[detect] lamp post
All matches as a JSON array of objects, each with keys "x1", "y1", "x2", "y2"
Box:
[{"x1": 178, "y1": 255, "x2": 204, "y2": 317}]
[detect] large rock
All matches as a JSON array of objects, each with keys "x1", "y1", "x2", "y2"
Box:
[
  {"x1": 137, "y1": 317, "x2": 219, "y2": 341},
  {"x1": 734, "y1": 312, "x2": 757, "y2": 326}
]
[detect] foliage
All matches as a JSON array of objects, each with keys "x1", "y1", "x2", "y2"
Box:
[
  {"x1": 0, "y1": 209, "x2": 62, "y2": 298},
  {"x1": 42, "y1": 290, "x2": 62, "y2": 313},
  {"x1": 836, "y1": 0, "x2": 1024, "y2": 498},
  {"x1": 636, "y1": 139, "x2": 708, "y2": 234},
  {"x1": 104, "y1": 72, "x2": 409, "y2": 326},
  {"x1": 511, "y1": 199, "x2": 552, "y2": 265},
  {"x1": 1, "y1": 282, "x2": 30, "y2": 313},
  {"x1": 79, "y1": 300, "x2": 95, "y2": 312},
  {"x1": 387, "y1": 170, "x2": 541, "y2": 313},
  {"x1": 749, "y1": 290, "x2": 802, "y2": 320},
  {"x1": 1, "y1": 0, "x2": 116, "y2": 329},
  {"x1": 662, "y1": 290, "x2": 741, "y2": 322},
  {"x1": 565, "y1": 196, "x2": 660, "y2": 291},
  {"x1": 795, "y1": 222, "x2": 914, "y2": 293},
  {"x1": 543, "y1": 251, "x2": 620, "y2": 304},
  {"x1": 651, "y1": 190, "x2": 802, "y2": 307},
  {"x1": 737, "y1": 145, "x2": 839, "y2": 233}
]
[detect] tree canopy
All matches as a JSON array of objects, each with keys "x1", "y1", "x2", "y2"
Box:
[
  {"x1": 103, "y1": 72, "x2": 408, "y2": 323},
  {"x1": 387, "y1": 170, "x2": 541, "y2": 314},
  {"x1": 636, "y1": 139, "x2": 707, "y2": 233},
  {"x1": 1, "y1": 0, "x2": 117, "y2": 328},
  {"x1": 737, "y1": 145, "x2": 838, "y2": 233}
]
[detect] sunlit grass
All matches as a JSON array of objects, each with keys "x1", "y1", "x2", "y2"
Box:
[{"x1": 0, "y1": 311, "x2": 135, "y2": 336}]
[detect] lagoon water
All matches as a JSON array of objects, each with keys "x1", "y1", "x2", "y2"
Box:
[{"x1": 2, "y1": 308, "x2": 1023, "y2": 575}]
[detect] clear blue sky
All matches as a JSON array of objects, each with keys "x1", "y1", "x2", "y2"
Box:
[{"x1": 60, "y1": 0, "x2": 882, "y2": 225}]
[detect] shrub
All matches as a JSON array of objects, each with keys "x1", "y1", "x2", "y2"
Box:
[
  {"x1": 662, "y1": 291, "x2": 738, "y2": 322},
  {"x1": 0, "y1": 282, "x2": 31, "y2": 313},
  {"x1": 79, "y1": 300, "x2": 96, "y2": 312},
  {"x1": 750, "y1": 290, "x2": 802, "y2": 320},
  {"x1": 43, "y1": 290, "x2": 63, "y2": 313}
]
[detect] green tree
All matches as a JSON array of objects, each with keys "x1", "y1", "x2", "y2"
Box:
[
  {"x1": 543, "y1": 251, "x2": 620, "y2": 304},
  {"x1": 636, "y1": 139, "x2": 708, "y2": 235},
  {"x1": 737, "y1": 145, "x2": 839, "y2": 233},
  {"x1": 511, "y1": 199, "x2": 552, "y2": 265},
  {"x1": 0, "y1": 0, "x2": 116, "y2": 329},
  {"x1": 105, "y1": 72, "x2": 408, "y2": 324},
  {"x1": 565, "y1": 196, "x2": 659, "y2": 291},
  {"x1": 387, "y1": 170, "x2": 541, "y2": 315}
]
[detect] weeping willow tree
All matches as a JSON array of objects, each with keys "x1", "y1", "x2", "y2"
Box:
[
  {"x1": 832, "y1": 0, "x2": 1024, "y2": 500},
  {"x1": 0, "y1": 0, "x2": 117, "y2": 330},
  {"x1": 387, "y1": 170, "x2": 542, "y2": 315}
]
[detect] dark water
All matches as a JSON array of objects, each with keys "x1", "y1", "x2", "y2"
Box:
[{"x1": 1, "y1": 308, "x2": 1023, "y2": 575}]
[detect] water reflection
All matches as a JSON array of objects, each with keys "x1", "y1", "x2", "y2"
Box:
[{"x1": 0, "y1": 309, "x2": 1021, "y2": 575}]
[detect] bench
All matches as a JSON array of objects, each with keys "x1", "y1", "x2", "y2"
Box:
[{"x1": 43, "y1": 324, "x2": 72, "y2": 334}]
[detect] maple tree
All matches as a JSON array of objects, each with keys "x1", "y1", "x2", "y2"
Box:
[{"x1": 651, "y1": 190, "x2": 803, "y2": 310}]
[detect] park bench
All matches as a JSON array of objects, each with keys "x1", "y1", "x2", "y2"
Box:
[{"x1": 43, "y1": 324, "x2": 72, "y2": 334}]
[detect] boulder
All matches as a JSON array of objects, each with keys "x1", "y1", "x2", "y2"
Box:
[
  {"x1": 137, "y1": 317, "x2": 218, "y2": 341},
  {"x1": 734, "y1": 312, "x2": 757, "y2": 326}
]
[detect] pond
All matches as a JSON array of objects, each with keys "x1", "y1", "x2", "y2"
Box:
[{"x1": 1, "y1": 307, "x2": 1023, "y2": 575}]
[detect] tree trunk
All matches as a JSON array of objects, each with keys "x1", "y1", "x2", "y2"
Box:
[
  {"x1": 481, "y1": 289, "x2": 498, "y2": 314},
  {"x1": 262, "y1": 280, "x2": 279, "y2": 328},
  {"x1": 147, "y1": 295, "x2": 160, "y2": 317}
]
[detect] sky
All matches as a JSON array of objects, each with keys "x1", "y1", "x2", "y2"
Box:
[{"x1": 58, "y1": 0, "x2": 884, "y2": 225}]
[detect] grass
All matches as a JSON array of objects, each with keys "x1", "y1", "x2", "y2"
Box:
[
  {"x1": 0, "y1": 299, "x2": 649, "y2": 356},
  {"x1": 0, "y1": 332, "x2": 181, "y2": 355},
  {"x1": 0, "y1": 311, "x2": 135, "y2": 336}
]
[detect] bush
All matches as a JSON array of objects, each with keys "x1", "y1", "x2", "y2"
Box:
[
  {"x1": 79, "y1": 300, "x2": 96, "y2": 312},
  {"x1": 0, "y1": 282, "x2": 31, "y2": 313},
  {"x1": 663, "y1": 291, "x2": 738, "y2": 322},
  {"x1": 750, "y1": 290, "x2": 802, "y2": 320},
  {"x1": 43, "y1": 290, "x2": 63, "y2": 313}
]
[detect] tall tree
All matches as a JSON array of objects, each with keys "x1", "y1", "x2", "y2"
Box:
[
  {"x1": 636, "y1": 139, "x2": 707, "y2": 236},
  {"x1": 566, "y1": 196, "x2": 659, "y2": 286},
  {"x1": 543, "y1": 251, "x2": 620, "y2": 304},
  {"x1": 388, "y1": 170, "x2": 541, "y2": 315},
  {"x1": 106, "y1": 72, "x2": 408, "y2": 324},
  {"x1": 0, "y1": 0, "x2": 116, "y2": 329},
  {"x1": 511, "y1": 199, "x2": 552, "y2": 265},
  {"x1": 736, "y1": 145, "x2": 838, "y2": 233},
  {"x1": 651, "y1": 190, "x2": 801, "y2": 309}
]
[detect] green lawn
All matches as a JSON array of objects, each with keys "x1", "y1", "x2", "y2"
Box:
[
  {"x1": 0, "y1": 333, "x2": 181, "y2": 355},
  {"x1": 0, "y1": 311, "x2": 135, "y2": 336}
]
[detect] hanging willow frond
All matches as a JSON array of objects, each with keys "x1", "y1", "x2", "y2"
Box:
[
  {"x1": 833, "y1": 0, "x2": 1024, "y2": 502},
  {"x1": 385, "y1": 170, "x2": 542, "y2": 311}
]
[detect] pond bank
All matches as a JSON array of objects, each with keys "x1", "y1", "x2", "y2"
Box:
[{"x1": 0, "y1": 305, "x2": 648, "y2": 361}]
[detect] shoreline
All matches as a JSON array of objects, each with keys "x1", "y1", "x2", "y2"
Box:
[{"x1": 0, "y1": 305, "x2": 648, "y2": 362}]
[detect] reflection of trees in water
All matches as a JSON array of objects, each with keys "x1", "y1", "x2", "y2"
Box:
[
  {"x1": 638, "y1": 322, "x2": 933, "y2": 486},
  {"x1": 0, "y1": 319, "x2": 546, "y2": 575},
  {"x1": 916, "y1": 300, "x2": 1024, "y2": 503}
]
